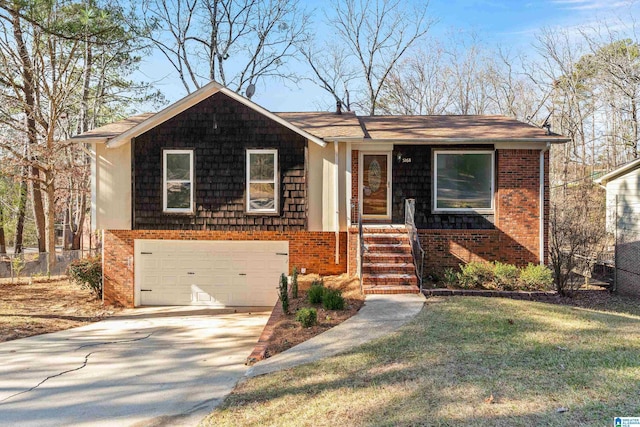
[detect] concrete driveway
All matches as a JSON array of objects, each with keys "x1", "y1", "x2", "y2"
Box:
[{"x1": 0, "y1": 306, "x2": 270, "y2": 427}]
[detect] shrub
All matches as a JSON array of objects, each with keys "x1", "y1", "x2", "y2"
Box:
[
  {"x1": 308, "y1": 280, "x2": 325, "y2": 304},
  {"x1": 295, "y1": 307, "x2": 317, "y2": 328},
  {"x1": 457, "y1": 262, "x2": 494, "y2": 289},
  {"x1": 322, "y1": 288, "x2": 345, "y2": 310},
  {"x1": 520, "y1": 263, "x2": 554, "y2": 291},
  {"x1": 442, "y1": 268, "x2": 458, "y2": 287},
  {"x1": 279, "y1": 273, "x2": 289, "y2": 314},
  {"x1": 492, "y1": 262, "x2": 521, "y2": 290},
  {"x1": 67, "y1": 256, "x2": 102, "y2": 299},
  {"x1": 291, "y1": 267, "x2": 299, "y2": 299}
]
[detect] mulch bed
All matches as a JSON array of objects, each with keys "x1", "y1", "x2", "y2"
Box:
[{"x1": 250, "y1": 274, "x2": 365, "y2": 363}]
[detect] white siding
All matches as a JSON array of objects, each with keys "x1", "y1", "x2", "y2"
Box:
[{"x1": 93, "y1": 143, "x2": 131, "y2": 230}]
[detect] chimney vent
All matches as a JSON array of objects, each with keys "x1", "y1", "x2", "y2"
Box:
[{"x1": 336, "y1": 100, "x2": 342, "y2": 115}]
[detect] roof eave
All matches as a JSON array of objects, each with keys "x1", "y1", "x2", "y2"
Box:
[
  {"x1": 595, "y1": 158, "x2": 640, "y2": 185},
  {"x1": 335, "y1": 137, "x2": 571, "y2": 143},
  {"x1": 105, "y1": 82, "x2": 327, "y2": 149}
]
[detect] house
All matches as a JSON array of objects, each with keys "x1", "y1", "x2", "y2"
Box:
[
  {"x1": 595, "y1": 158, "x2": 640, "y2": 295},
  {"x1": 72, "y1": 81, "x2": 569, "y2": 308}
]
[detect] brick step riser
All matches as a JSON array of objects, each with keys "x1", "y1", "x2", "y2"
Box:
[
  {"x1": 363, "y1": 277, "x2": 418, "y2": 286},
  {"x1": 363, "y1": 237, "x2": 410, "y2": 245},
  {"x1": 366, "y1": 245, "x2": 412, "y2": 254},
  {"x1": 363, "y1": 264, "x2": 416, "y2": 274},
  {"x1": 363, "y1": 255, "x2": 414, "y2": 263},
  {"x1": 362, "y1": 228, "x2": 408, "y2": 234},
  {"x1": 363, "y1": 287, "x2": 421, "y2": 295}
]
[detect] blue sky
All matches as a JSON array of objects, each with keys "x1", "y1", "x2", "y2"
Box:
[{"x1": 134, "y1": 0, "x2": 640, "y2": 112}]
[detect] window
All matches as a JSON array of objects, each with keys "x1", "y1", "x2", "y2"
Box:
[
  {"x1": 163, "y1": 149, "x2": 194, "y2": 213},
  {"x1": 246, "y1": 149, "x2": 278, "y2": 213},
  {"x1": 433, "y1": 150, "x2": 494, "y2": 212}
]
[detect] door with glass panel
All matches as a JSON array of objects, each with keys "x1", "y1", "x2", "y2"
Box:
[{"x1": 360, "y1": 152, "x2": 391, "y2": 219}]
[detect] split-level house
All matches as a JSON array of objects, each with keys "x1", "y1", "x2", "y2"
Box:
[{"x1": 72, "y1": 81, "x2": 569, "y2": 307}]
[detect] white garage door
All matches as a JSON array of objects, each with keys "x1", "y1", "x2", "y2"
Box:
[{"x1": 134, "y1": 240, "x2": 288, "y2": 307}]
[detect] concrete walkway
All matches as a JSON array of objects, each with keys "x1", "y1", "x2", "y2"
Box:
[{"x1": 246, "y1": 293, "x2": 426, "y2": 378}]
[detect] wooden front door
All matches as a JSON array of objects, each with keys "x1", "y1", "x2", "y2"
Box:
[{"x1": 361, "y1": 153, "x2": 391, "y2": 219}]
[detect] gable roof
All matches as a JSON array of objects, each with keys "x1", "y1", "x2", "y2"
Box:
[
  {"x1": 72, "y1": 81, "x2": 327, "y2": 148},
  {"x1": 595, "y1": 158, "x2": 640, "y2": 185},
  {"x1": 275, "y1": 112, "x2": 364, "y2": 139},
  {"x1": 356, "y1": 115, "x2": 570, "y2": 142}
]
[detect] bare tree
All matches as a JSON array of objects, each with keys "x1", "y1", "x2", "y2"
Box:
[
  {"x1": 139, "y1": 0, "x2": 310, "y2": 94},
  {"x1": 305, "y1": 0, "x2": 433, "y2": 115},
  {"x1": 377, "y1": 43, "x2": 452, "y2": 115}
]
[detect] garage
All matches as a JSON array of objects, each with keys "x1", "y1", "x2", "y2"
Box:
[{"x1": 134, "y1": 240, "x2": 289, "y2": 307}]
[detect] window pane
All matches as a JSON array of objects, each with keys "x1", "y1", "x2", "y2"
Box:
[
  {"x1": 166, "y1": 153, "x2": 191, "y2": 180},
  {"x1": 250, "y1": 153, "x2": 275, "y2": 181},
  {"x1": 166, "y1": 182, "x2": 191, "y2": 209},
  {"x1": 437, "y1": 153, "x2": 492, "y2": 209},
  {"x1": 249, "y1": 183, "x2": 275, "y2": 210}
]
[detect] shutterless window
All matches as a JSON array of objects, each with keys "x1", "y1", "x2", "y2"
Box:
[
  {"x1": 163, "y1": 150, "x2": 194, "y2": 213},
  {"x1": 434, "y1": 151, "x2": 494, "y2": 212},
  {"x1": 246, "y1": 149, "x2": 278, "y2": 213}
]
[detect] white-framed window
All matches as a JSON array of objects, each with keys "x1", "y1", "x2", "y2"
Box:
[
  {"x1": 433, "y1": 150, "x2": 494, "y2": 213},
  {"x1": 246, "y1": 149, "x2": 278, "y2": 213},
  {"x1": 163, "y1": 149, "x2": 194, "y2": 213}
]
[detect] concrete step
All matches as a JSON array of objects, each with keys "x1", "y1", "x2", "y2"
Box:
[
  {"x1": 362, "y1": 273, "x2": 418, "y2": 286},
  {"x1": 363, "y1": 262, "x2": 416, "y2": 274},
  {"x1": 362, "y1": 226, "x2": 407, "y2": 234}
]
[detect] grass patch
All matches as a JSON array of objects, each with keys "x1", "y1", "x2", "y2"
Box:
[{"x1": 202, "y1": 296, "x2": 640, "y2": 427}]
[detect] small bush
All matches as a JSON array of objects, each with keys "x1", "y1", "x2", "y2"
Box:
[
  {"x1": 295, "y1": 307, "x2": 317, "y2": 328},
  {"x1": 67, "y1": 256, "x2": 102, "y2": 299},
  {"x1": 322, "y1": 288, "x2": 345, "y2": 310},
  {"x1": 457, "y1": 262, "x2": 494, "y2": 289},
  {"x1": 291, "y1": 267, "x2": 299, "y2": 299},
  {"x1": 442, "y1": 268, "x2": 458, "y2": 287},
  {"x1": 493, "y1": 262, "x2": 520, "y2": 290},
  {"x1": 520, "y1": 263, "x2": 554, "y2": 290},
  {"x1": 279, "y1": 273, "x2": 289, "y2": 314},
  {"x1": 308, "y1": 280, "x2": 325, "y2": 304}
]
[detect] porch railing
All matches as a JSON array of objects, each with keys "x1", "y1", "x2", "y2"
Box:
[{"x1": 405, "y1": 199, "x2": 425, "y2": 292}]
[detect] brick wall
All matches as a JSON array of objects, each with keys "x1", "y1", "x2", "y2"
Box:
[
  {"x1": 133, "y1": 92, "x2": 307, "y2": 231},
  {"x1": 416, "y1": 149, "x2": 545, "y2": 271},
  {"x1": 103, "y1": 229, "x2": 347, "y2": 307}
]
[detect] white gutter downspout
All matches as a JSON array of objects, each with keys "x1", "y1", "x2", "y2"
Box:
[
  {"x1": 334, "y1": 140, "x2": 340, "y2": 265},
  {"x1": 540, "y1": 143, "x2": 551, "y2": 265}
]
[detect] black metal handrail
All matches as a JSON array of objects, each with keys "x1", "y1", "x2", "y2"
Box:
[
  {"x1": 405, "y1": 199, "x2": 425, "y2": 292},
  {"x1": 351, "y1": 199, "x2": 365, "y2": 294}
]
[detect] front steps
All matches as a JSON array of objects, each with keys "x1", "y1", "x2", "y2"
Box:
[{"x1": 361, "y1": 226, "x2": 420, "y2": 294}]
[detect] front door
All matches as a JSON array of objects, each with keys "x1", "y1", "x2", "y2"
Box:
[{"x1": 360, "y1": 152, "x2": 391, "y2": 219}]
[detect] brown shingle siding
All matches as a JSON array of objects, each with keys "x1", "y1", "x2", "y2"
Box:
[{"x1": 133, "y1": 92, "x2": 307, "y2": 231}]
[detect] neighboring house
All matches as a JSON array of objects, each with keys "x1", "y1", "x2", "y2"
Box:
[
  {"x1": 73, "y1": 81, "x2": 569, "y2": 308},
  {"x1": 595, "y1": 158, "x2": 640, "y2": 296}
]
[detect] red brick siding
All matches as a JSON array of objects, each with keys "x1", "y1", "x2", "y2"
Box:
[
  {"x1": 417, "y1": 149, "x2": 546, "y2": 271},
  {"x1": 103, "y1": 230, "x2": 347, "y2": 307},
  {"x1": 495, "y1": 149, "x2": 541, "y2": 265},
  {"x1": 347, "y1": 227, "x2": 358, "y2": 276}
]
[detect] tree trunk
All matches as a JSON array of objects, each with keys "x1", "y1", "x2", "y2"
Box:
[
  {"x1": 45, "y1": 169, "x2": 56, "y2": 271},
  {"x1": 14, "y1": 171, "x2": 27, "y2": 254},
  {"x1": 71, "y1": 190, "x2": 87, "y2": 250},
  {"x1": 0, "y1": 205, "x2": 6, "y2": 255},
  {"x1": 11, "y1": 7, "x2": 46, "y2": 253}
]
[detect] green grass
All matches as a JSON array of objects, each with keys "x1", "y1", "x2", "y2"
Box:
[{"x1": 201, "y1": 297, "x2": 640, "y2": 427}]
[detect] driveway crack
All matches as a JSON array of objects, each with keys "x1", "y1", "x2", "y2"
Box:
[
  {"x1": 0, "y1": 352, "x2": 96, "y2": 404},
  {"x1": 75, "y1": 332, "x2": 154, "y2": 350},
  {"x1": 0, "y1": 333, "x2": 154, "y2": 404}
]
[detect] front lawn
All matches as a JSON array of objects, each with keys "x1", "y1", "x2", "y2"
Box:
[{"x1": 202, "y1": 296, "x2": 640, "y2": 426}]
